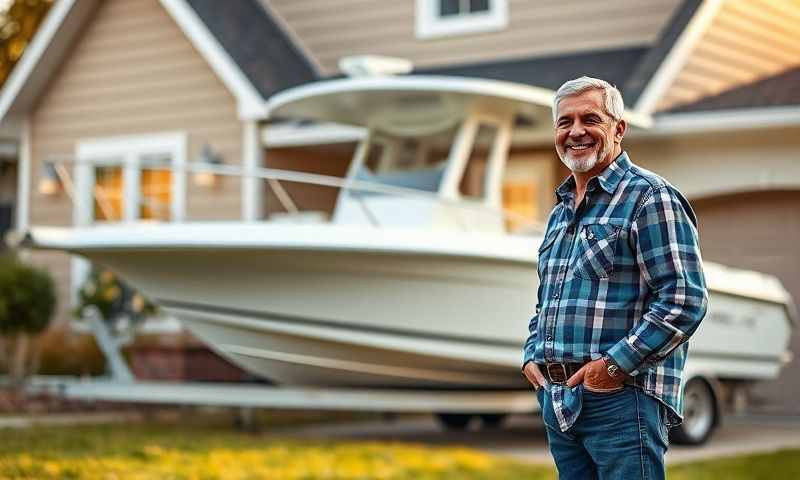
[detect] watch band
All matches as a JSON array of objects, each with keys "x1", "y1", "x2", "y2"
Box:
[{"x1": 603, "y1": 356, "x2": 622, "y2": 379}]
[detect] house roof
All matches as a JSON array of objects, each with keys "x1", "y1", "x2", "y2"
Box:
[
  {"x1": 309, "y1": 0, "x2": 704, "y2": 113},
  {"x1": 622, "y1": 0, "x2": 703, "y2": 107},
  {"x1": 0, "y1": 0, "x2": 714, "y2": 130},
  {"x1": 665, "y1": 66, "x2": 800, "y2": 113},
  {"x1": 185, "y1": 0, "x2": 317, "y2": 99},
  {"x1": 0, "y1": 0, "x2": 316, "y2": 128},
  {"x1": 415, "y1": 47, "x2": 648, "y2": 108}
]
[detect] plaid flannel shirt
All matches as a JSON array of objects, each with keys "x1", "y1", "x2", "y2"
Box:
[{"x1": 522, "y1": 152, "x2": 708, "y2": 431}]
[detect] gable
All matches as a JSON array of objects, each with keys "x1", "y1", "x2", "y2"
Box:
[
  {"x1": 656, "y1": 0, "x2": 800, "y2": 111},
  {"x1": 666, "y1": 66, "x2": 800, "y2": 113},
  {"x1": 31, "y1": 0, "x2": 240, "y2": 134},
  {"x1": 0, "y1": 0, "x2": 320, "y2": 128},
  {"x1": 265, "y1": 0, "x2": 684, "y2": 77},
  {"x1": 29, "y1": 0, "x2": 244, "y2": 225},
  {"x1": 185, "y1": 0, "x2": 317, "y2": 98}
]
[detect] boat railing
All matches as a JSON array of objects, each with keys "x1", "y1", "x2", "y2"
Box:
[{"x1": 43, "y1": 157, "x2": 544, "y2": 234}]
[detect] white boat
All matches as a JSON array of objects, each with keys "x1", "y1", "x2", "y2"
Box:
[{"x1": 23, "y1": 74, "x2": 795, "y2": 441}]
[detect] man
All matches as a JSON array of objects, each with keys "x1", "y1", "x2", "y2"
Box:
[{"x1": 521, "y1": 76, "x2": 708, "y2": 479}]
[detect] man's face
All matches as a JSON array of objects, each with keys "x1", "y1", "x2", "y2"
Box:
[{"x1": 554, "y1": 89, "x2": 623, "y2": 173}]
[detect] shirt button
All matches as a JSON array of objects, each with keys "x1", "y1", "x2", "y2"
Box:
[
  {"x1": 553, "y1": 292, "x2": 560, "y2": 299},
  {"x1": 546, "y1": 335, "x2": 553, "y2": 341},
  {"x1": 566, "y1": 226, "x2": 574, "y2": 235}
]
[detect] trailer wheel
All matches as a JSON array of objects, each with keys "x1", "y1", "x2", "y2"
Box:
[
  {"x1": 436, "y1": 413, "x2": 473, "y2": 430},
  {"x1": 479, "y1": 413, "x2": 508, "y2": 429},
  {"x1": 671, "y1": 377, "x2": 717, "y2": 445}
]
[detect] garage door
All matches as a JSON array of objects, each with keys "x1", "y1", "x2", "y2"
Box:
[{"x1": 692, "y1": 190, "x2": 800, "y2": 414}]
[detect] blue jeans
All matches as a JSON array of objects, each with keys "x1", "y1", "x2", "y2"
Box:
[{"x1": 538, "y1": 385, "x2": 669, "y2": 480}]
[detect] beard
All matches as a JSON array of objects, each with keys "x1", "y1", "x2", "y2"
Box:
[
  {"x1": 558, "y1": 150, "x2": 598, "y2": 172},
  {"x1": 557, "y1": 140, "x2": 611, "y2": 173}
]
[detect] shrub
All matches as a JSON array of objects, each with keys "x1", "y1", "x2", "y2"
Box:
[
  {"x1": 0, "y1": 254, "x2": 56, "y2": 336},
  {"x1": 0, "y1": 254, "x2": 57, "y2": 384}
]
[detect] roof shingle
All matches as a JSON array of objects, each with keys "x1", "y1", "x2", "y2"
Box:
[
  {"x1": 186, "y1": 0, "x2": 317, "y2": 98},
  {"x1": 415, "y1": 47, "x2": 648, "y2": 107},
  {"x1": 665, "y1": 66, "x2": 800, "y2": 113}
]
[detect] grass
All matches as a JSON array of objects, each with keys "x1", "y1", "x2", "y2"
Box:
[
  {"x1": 0, "y1": 419, "x2": 797, "y2": 479},
  {"x1": 0, "y1": 420, "x2": 554, "y2": 480},
  {"x1": 668, "y1": 449, "x2": 800, "y2": 480}
]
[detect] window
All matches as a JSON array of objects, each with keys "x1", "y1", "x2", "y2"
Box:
[
  {"x1": 71, "y1": 132, "x2": 187, "y2": 307},
  {"x1": 503, "y1": 152, "x2": 557, "y2": 233},
  {"x1": 90, "y1": 160, "x2": 171, "y2": 223},
  {"x1": 93, "y1": 165, "x2": 124, "y2": 221},
  {"x1": 416, "y1": 0, "x2": 508, "y2": 40},
  {"x1": 139, "y1": 155, "x2": 172, "y2": 221},
  {"x1": 74, "y1": 132, "x2": 186, "y2": 225},
  {"x1": 503, "y1": 182, "x2": 538, "y2": 232},
  {"x1": 440, "y1": 0, "x2": 490, "y2": 16}
]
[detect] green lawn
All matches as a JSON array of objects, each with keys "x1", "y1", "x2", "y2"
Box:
[
  {"x1": 0, "y1": 421, "x2": 798, "y2": 479},
  {"x1": 667, "y1": 449, "x2": 800, "y2": 480}
]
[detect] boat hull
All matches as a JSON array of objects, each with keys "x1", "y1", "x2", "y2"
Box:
[
  {"x1": 83, "y1": 243, "x2": 537, "y2": 388},
  {"x1": 30, "y1": 224, "x2": 793, "y2": 389}
]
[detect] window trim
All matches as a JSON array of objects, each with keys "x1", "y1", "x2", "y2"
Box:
[
  {"x1": 415, "y1": 0, "x2": 509, "y2": 40},
  {"x1": 70, "y1": 131, "x2": 188, "y2": 308},
  {"x1": 73, "y1": 131, "x2": 187, "y2": 226}
]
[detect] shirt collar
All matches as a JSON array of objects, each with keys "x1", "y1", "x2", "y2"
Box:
[{"x1": 555, "y1": 151, "x2": 632, "y2": 202}]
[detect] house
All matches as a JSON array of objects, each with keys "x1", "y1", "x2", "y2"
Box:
[{"x1": 0, "y1": 0, "x2": 797, "y2": 408}]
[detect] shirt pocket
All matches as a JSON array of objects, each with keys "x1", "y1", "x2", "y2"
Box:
[
  {"x1": 573, "y1": 223, "x2": 621, "y2": 280},
  {"x1": 536, "y1": 229, "x2": 560, "y2": 273}
]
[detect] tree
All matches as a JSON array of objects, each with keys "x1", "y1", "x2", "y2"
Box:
[
  {"x1": 0, "y1": 0, "x2": 53, "y2": 87},
  {"x1": 0, "y1": 254, "x2": 56, "y2": 385}
]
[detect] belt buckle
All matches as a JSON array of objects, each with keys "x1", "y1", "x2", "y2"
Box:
[{"x1": 547, "y1": 363, "x2": 569, "y2": 385}]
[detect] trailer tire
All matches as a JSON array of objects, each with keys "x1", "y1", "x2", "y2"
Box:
[
  {"x1": 436, "y1": 413, "x2": 473, "y2": 430},
  {"x1": 670, "y1": 377, "x2": 717, "y2": 445},
  {"x1": 479, "y1": 413, "x2": 508, "y2": 429}
]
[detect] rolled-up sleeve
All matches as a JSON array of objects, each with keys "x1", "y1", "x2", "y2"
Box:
[{"x1": 607, "y1": 186, "x2": 708, "y2": 374}]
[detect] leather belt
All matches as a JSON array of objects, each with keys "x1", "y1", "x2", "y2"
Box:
[{"x1": 540, "y1": 362, "x2": 584, "y2": 385}]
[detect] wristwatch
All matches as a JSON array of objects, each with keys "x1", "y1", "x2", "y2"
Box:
[{"x1": 603, "y1": 356, "x2": 622, "y2": 379}]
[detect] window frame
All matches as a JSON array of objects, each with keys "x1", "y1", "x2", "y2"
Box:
[
  {"x1": 415, "y1": 0, "x2": 509, "y2": 40},
  {"x1": 70, "y1": 132, "x2": 188, "y2": 308}
]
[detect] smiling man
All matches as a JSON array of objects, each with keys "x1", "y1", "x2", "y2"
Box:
[{"x1": 521, "y1": 77, "x2": 708, "y2": 479}]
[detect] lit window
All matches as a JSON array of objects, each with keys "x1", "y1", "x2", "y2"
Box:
[
  {"x1": 139, "y1": 155, "x2": 172, "y2": 221},
  {"x1": 502, "y1": 182, "x2": 538, "y2": 232},
  {"x1": 416, "y1": 0, "x2": 508, "y2": 40},
  {"x1": 90, "y1": 159, "x2": 173, "y2": 223},
  {"x1": 93, "y1": 166, "x2": 124, "y2": 222}
]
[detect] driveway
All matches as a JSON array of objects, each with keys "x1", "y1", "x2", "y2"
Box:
[{"x1": 278, "y1": 413, "x2": 800, "y2": 465}]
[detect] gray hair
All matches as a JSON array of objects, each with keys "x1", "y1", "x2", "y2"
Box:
[{"x1": 553, "y1": 76, "x2": 624, "y2": 122}]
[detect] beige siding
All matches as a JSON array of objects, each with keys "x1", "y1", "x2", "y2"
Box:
[
  {"x1": 28, "y1": 0, "x2": 244, "y2": 326},
  {"x1": 626, "y1": 128, "x2": 800, "y2": 200},
  {"x1": 657, "y1": 0, "x2": 800, "y2": 110},
  {"x1": 692, "y1": 191, "x2": 800, "y2": 414},
  {"x1": 265, "y1": 0, "x2": 682, "y2": 75}
]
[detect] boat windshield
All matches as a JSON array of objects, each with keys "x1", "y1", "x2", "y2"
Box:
[
  {"x1": 354, "y1": 132, "x2": 453, "y2": 194},
  {"x1": 354, "y1": 163, "x2": 445, "y2": 193}
]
